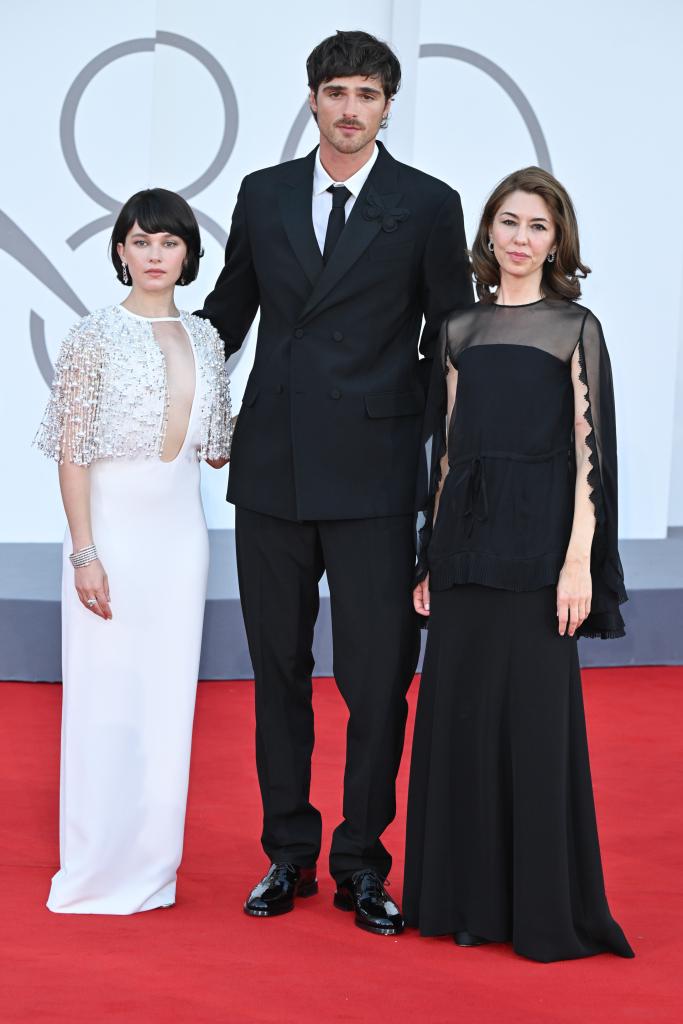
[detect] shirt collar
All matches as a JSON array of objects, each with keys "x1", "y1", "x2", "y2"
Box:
[{"x1": 313, "y1": 143, "x2": 379, "y2": 198}]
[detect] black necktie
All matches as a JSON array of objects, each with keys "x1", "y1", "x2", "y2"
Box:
[{"x1": 322, "y1": 184, "x2": 352, "y2": 264}]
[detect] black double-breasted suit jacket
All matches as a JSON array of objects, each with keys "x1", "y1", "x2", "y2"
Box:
[{"x1": 199, "y1": 141, "x2": 472, "y2": 522}]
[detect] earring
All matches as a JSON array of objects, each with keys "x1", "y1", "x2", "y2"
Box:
[
  {"x1": 488, "y1": 239, "x2": 495, "y2": 253},
  {"x1": 121, "y1": 260, "x2": 129, "y2": 284},
  {"x1": 547, "y1": 251, "x2": 556, "y2": 263}
]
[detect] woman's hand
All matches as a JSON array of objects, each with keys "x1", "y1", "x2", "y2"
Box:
[
  {"x1": 556, "y1": 557, "x2": 591, "y2": 636},
  {"x1": 205, "y1": 416, "x2": 238, "y2": 468},
  {"x1": 413, "y1": 575, "x2": 431, "y2": 617},
  {"x1": 74, "y1": 559, "x2": 112, "y2": 619}
]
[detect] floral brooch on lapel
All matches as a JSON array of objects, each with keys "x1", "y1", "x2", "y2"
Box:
[{"x1": 362, "y1": 194, "x2": 410, "y2": 233}]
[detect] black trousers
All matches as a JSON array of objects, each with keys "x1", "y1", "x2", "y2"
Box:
[{"x1": 235, "y1": 507, "x2": 421, "y2": 882}]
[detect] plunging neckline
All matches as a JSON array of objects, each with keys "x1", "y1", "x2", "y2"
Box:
[{"x1": 118, "y1": 305, "x2": 197, "y2": 463}]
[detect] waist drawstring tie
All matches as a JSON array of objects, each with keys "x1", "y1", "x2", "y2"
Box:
[{"x1": 451, "y1": 447, "x2": 570, "y2": 538}]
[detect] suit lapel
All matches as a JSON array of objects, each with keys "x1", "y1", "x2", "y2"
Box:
[
  {"x1": 278, "y1": 149, "x2": 323, "y2": 287},
  {"x1": 299, "y1": 143, "x2": 403, "y2": 323}
]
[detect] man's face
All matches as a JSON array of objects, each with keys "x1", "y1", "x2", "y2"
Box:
[{"x1": 309, "y1": 75, "x2": 391, "y2": 155}]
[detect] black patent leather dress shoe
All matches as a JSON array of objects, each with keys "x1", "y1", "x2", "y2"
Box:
[
  {"x1": 453, "y1": 930, "x2": 491, "y2": 947},
  {"x1": 334, "y1": 869, "x2": 404, "y2": 936},
  {"x1": 243, "y1": 862, "x2": 318, "y2": 917}
]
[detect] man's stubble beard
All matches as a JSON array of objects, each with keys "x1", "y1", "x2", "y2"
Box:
[{"x1": 321, "y1": 121, "x2": 379, "y2": 156}]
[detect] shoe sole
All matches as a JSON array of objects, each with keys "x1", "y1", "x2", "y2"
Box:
[
  {"x1": 243, "y1": 880, "x2": 319, "y2": 917},
  {"x1": 355, "y1": 918, "x2": 404, "y2": 937},
  {"x1": 333, "y1": 892, "x2": 403, "y2": 936}
]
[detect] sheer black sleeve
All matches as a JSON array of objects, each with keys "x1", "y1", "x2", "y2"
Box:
[
  {"x1": 575, "y1": 311, "x2": 628, "y2": 639},
  {"x1": 414, "y1": 317, "x2": 451, "y2": 585}
]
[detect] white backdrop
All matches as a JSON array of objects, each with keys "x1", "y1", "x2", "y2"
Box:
[{"x1": 2, "y1": 0, "x2": 682, "y2": 541}]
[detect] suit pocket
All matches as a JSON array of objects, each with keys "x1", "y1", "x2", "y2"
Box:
[
  {"x1": 364, "y1": 391, "x2": 425, "y2": 418},
  {"x1": 365, "y1": 239, "x2": 414, "y2": 263}
]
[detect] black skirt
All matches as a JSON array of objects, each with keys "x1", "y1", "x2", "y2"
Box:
[{"x1": 403, "y1": 584, "x2": 634, "y2": 963}]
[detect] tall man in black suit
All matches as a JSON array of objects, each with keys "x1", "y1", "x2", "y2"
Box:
[{"x1": 199, "y1": 30, "x2": 472, "y2": 935}]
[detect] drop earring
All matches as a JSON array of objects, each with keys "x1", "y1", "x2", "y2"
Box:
[
  {"x1": 547, "y1": 251, "x2": 556, "y2": 263},
  {"x1": 488, "y1": 239, "x2": 495, "y2": 253},
  {"x1": 121, "y1": 260, "x2": 129, "y2": 284}
]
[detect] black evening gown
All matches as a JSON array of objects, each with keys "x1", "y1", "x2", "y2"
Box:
[{"x1": 403, "y1": 299, "x2": 634, "y2": 962}]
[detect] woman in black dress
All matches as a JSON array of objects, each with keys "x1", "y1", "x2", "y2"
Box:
[{"x1": 403, "y1": 167, "x2": 634, "y2": 963}]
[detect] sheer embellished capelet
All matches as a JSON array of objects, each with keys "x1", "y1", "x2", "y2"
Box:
[
  {"x1": 414, "y1": 298, "x2": 627, "y2": 639},
  {"x1": 34, "y1": 305, "x2": 232, "y2": 465}
]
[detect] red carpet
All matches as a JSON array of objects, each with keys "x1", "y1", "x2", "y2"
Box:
[{"x1": 0, "y1": 668, "x2": 680, "y2": 1023}]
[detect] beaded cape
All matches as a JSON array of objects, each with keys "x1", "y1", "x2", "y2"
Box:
[
  {"x1": 34, "y1": 305, "x2": 232, "y2": 465},
  {"x1": 415, "y1": 298, "x2": 627, "y2": 640}
]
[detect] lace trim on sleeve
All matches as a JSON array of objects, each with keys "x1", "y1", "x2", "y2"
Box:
[
  {"x1": 575, "y1": 309, "x2": 627, "y2": 638},
  {"x1": 576, "y1": 333, "x2": 605, "y2": 536}
]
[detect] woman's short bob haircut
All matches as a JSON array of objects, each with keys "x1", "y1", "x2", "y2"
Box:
[
  {"x1": 110, "y1": 188, "x2": 203, "y2": 287},
  {"x1": 471, "y1": 167, "x2": 591, "y2": 304}
]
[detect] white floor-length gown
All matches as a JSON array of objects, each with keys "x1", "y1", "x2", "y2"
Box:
[{"x1": 46, "y1": 308, "x2": 214, "y2": 914}]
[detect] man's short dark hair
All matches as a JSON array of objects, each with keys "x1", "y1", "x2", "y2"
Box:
[
  {"x1": 110, "y1": 188, "x2": 203, "y2": 287},
  {"x1": 306, "y1": 30, "x2": 401, "y2": 100}
]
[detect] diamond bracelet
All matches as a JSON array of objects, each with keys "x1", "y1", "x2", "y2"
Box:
[{"x1": 69, "y1": 544, "x2": 98, "y2": 568}]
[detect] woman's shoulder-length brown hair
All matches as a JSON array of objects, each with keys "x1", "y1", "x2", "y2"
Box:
[{"x1": 471, "y1": 166, "x2": 591, "y2": 304}]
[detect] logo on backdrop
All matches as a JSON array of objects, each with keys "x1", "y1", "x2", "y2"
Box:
[{"x1": 0, "y1": 34, "x2": 551, "y2": 386}]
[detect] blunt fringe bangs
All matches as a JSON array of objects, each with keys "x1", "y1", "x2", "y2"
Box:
[
  {"x1": 471, "y1": 167, "x2": 591, "y2": 303},
  {"x1": 110, "y1": 188, "x2": 203, "y2": 287},
  {"x1": 306, "y1": 30, "x2": 401, "y2": 100}
]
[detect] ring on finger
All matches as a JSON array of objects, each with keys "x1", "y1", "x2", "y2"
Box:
[{"x1": 86, "y1": 597, "x2": 97, "y2": 607}]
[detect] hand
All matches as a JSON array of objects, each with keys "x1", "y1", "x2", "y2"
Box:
[
  {"x1": 413, "y1": 575, "x2": 431, "y2": 616},
  {"x1": 556, "y1": 557, "x2": 591, "y2": 637},
  {"x1": 74, "y1": 559, "x2": 112, "y2": 619},
  {"x1": 205, "y1": 415, "x2": 238, "y2": 468}
]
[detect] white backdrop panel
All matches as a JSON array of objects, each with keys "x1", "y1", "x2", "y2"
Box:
[{"x1": 2, "y1": 0, "x2": 681, "y2": 541}]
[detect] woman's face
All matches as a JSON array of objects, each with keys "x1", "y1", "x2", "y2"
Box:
[
  {"x1": 117, "y1": 221, "x2": 187, "y2": 291},
  {"x1": 489, "y1": 190, "x2": 557, "y2": 283}
]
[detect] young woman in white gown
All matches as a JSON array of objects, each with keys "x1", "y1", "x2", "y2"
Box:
[{"x1": 34, "y1": 188, "x2": 232, "y2": 913}]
